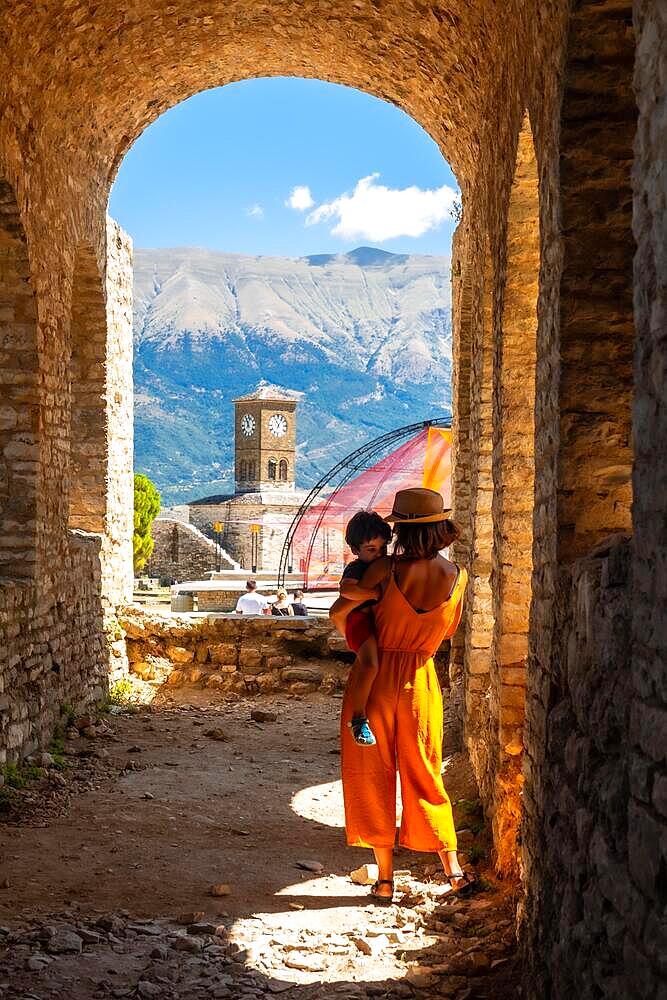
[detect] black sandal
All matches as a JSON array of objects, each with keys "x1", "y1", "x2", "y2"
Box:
[
  {"x1": 445, "y1": 870, "x2": 477, "y2": 896},
  {"x1": 370, "y1": 879, "x2": 394, "y2": 905}
]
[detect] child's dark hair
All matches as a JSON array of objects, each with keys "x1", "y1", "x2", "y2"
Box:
[{"x1": 345, "y1": 510, "x2": 392, "y2": 551}]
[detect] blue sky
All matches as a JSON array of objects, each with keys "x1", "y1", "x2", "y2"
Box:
[{"x1": 109, "y1": 78, "x2": 459, "y2": 258}]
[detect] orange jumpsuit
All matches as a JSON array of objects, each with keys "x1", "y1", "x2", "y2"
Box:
[{"x1": 341, "y1": 565, "x2": 468, "y2": 853}]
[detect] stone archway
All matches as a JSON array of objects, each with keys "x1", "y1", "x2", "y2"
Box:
[{"x1": 0, "y1": 4, "x2": 664, "y2": 996}]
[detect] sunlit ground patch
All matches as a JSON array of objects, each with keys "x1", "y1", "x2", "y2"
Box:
[
  {"x1": 289, "y1": 778, "x2": 346, "y2": 827},
  {"x1": 228, "y1": 873, "x2": 442, "y2": 986}
]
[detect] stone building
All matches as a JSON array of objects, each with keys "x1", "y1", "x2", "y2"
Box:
[
  {"x1": 0, "y1": 3, "x2": 665, "y2": 997},
  {"x1": 145, "y1": 516, "x2": 239, "y2": 583},
  {"x1": 188, "y1": 386, "x2": 309, "y2": 571}
]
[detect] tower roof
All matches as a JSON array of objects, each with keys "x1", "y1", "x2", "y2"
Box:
[{"x1": 233, "y1": 381, "x2": 302, "y2": 404}]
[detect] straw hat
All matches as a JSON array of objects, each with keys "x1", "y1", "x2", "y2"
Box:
[{"x1": 385, "y1": 488, "x2": 452, "y2": 524}]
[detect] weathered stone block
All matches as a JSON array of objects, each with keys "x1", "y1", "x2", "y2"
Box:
[
  {"x1": 265, "y1": 654, "x2": 289, "y2": 671},
  {"x1": 238, "y1": 646, "x2": 264, "y2": 675},
  {"x1": 208, "y1": 642, "x2": 237, "y2": 664},
  {"x1": 499, "y1": 633, "x2": 528, "y2": 666},
  {"x1": 281, "y1": 665, "x2": 324, "y2": 684},
  {"x1": 165, "y1": 645, "x2": 194, "y2": 664},
  {"x1": 290, "y1": 681, "x2": 318, "y2": 695}
]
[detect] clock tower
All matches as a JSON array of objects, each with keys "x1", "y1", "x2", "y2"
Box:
[{"x1": 233, "y1": 385, "x2": 297, "y2": 493}]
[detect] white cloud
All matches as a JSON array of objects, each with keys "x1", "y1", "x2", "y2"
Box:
[
  {"x1": 286, "y1": 185, "x2": 314, "y2": 211},
  {"x1": 306, "y1": 173, "x2": 457, "y2": 242},
  {"x1": 247, "y1": 203, "x2": 264, "y2": 219}
]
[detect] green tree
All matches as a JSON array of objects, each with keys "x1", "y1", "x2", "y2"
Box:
[{"x1": 133, "y1": 473, "x2": 160, "y2": 573}]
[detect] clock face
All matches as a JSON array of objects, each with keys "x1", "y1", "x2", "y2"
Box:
[
  {"x1": 241, "y1": 413, "x2": 256, "y2": 436},
  {"x1": 268, "y1": 413, "x2": 288, "y2": 438}
]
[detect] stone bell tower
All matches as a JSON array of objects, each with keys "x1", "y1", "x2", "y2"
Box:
[{"x1": 233, "y1": 385, "x2": 297, "y2": 494}]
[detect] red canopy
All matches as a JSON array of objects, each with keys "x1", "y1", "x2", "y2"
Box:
[{"x1": 292, "y1": 426, "x2": 452, "y2": 589}]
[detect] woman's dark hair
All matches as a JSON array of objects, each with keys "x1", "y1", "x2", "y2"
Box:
[
  {"x1": 392, "y1": 518, "x2": 459, "y2": 561},
  {"x1": 345, "y1": 510, "x2": 392, "y2": 551}
]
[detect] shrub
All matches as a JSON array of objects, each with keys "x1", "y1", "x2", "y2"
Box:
[{"x1": 133, "y1": 473, "x2": 160, "y2": 572}]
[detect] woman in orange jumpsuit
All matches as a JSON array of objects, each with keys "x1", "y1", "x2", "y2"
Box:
[{"x1": 332, "y1": 487, "x2": 471, "y2": 903}]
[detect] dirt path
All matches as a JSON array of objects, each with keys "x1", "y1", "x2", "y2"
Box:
[{"x1": 0, "y1": 693, "x2": 521, "y2": 999}]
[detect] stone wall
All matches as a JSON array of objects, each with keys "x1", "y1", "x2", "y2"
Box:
[
  {"x1": 119, "y1": 606, "x2": 453, "y2": 698},
  {"x1": 0, "y1": 219, "x2": 133, "y2": 762},
  {"x1": 100, "y1": 218, "x2": 135, "y2": 608},
  {"x1": 0, "y1": 534, "x2": 109, "y2": 764},
  {"x1": 190, "y1": 499, "x2": 299, "y2": 572},
  {"x1": 147, "y1": 517, "x2": 236, "y2": 583},
  {"x1": 488, "y1": 116, "x2": 539, "y2": 874},
  {"x1": 0, "y1": 179, "x2": 39, "y2": 580},
  {"x1": 119, "y1": 607, "x2": 351, "y2": 696},
  {"x1": 521, "y1": 535, "x2": 651, "y2": 998}
]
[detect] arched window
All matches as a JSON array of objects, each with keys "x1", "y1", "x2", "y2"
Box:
[
  {"x1": 268, "y1": 458, "x2": 277, "y2": 480},
  {"x1": 248, "y1": 460, "x2": 256, "y2": 480},
  {"x1": 239, "y1": 459, "x2": 247, "y2": 480},
  {"x1": 279, "y1": 459, "x2": 288, "y2": 481}
]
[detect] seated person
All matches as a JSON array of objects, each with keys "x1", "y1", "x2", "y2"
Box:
[
  {"x1": 235, "y1": 579, "x2": 270, "y2": 615},
  {"x1": 329, "y1": 510, "x2": 392, "y2": 747},
  {"x1": 271, "y1": 587, "x2": 294, "y2": 616},
  {"x1": 291, "y1": 590, "x2": 308, "y2": 616}
]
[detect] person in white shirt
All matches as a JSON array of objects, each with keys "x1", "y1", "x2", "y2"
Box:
[{"x1": 235, "y1": 579, "x2": 270, "y2": 615}]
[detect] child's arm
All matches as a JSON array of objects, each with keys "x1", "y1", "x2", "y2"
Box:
[
  {"x1": 330, "y1": 556, "x2": 392, "y2": 634},
  {"x1": 338, "y1": 555, "x2": 391, "y2": 601},
  {"x1": 329, "y1": 595, "x2": 358, "y2": 636},
  {"x1": 339, "y1": 577, "x2": 381, "y2": 602}
]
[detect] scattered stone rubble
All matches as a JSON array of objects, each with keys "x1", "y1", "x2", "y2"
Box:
[
  {"x1": 0, "y1": 696, "x2": 519, "y2": 999},
  {"x1": 0, "y1": 876, "x2": 519, "y2": 1000}
]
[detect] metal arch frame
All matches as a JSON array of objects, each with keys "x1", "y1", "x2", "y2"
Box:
[{"x1": 277, "y1": 417, "x2": 451, "y2": 589}]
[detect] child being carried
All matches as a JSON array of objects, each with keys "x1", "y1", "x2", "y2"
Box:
[{"x1": 329, "y1": 510, "x2": 392, "y2": 747}]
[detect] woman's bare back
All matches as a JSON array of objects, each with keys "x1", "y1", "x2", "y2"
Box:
[
  {"x1": 393, "y1": 555, "x2": 459, "y2": 612},
  {"x1": 359, "y1": 553, "x2": 459, "y2": 613}
]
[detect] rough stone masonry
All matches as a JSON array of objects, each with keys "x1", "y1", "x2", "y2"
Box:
[{"x1": 0, "y1": 2, "x2": 665, "y2": 998}]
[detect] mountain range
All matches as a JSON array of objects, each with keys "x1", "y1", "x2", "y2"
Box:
[{"x1": 133, "y1": 246, "x2": 452, "y2": 505}]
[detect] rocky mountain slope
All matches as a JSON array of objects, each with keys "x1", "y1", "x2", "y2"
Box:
[{"x1": 133, "y1": 246, "x2": 452, "y2": 504}]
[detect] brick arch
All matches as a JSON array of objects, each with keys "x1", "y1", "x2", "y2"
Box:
[
  {"x1": 491, "y1": 112, "x2": 539, "y2": 875},
  {"x1": 0, "y1": 3, "x2": 528, "y2": 197},
  {"x1": 68, "y1": 243, "x2": 108, "y2": 534},
  {"x1": 0, "y1": 178, "x2": 39, "y2": 580}
]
